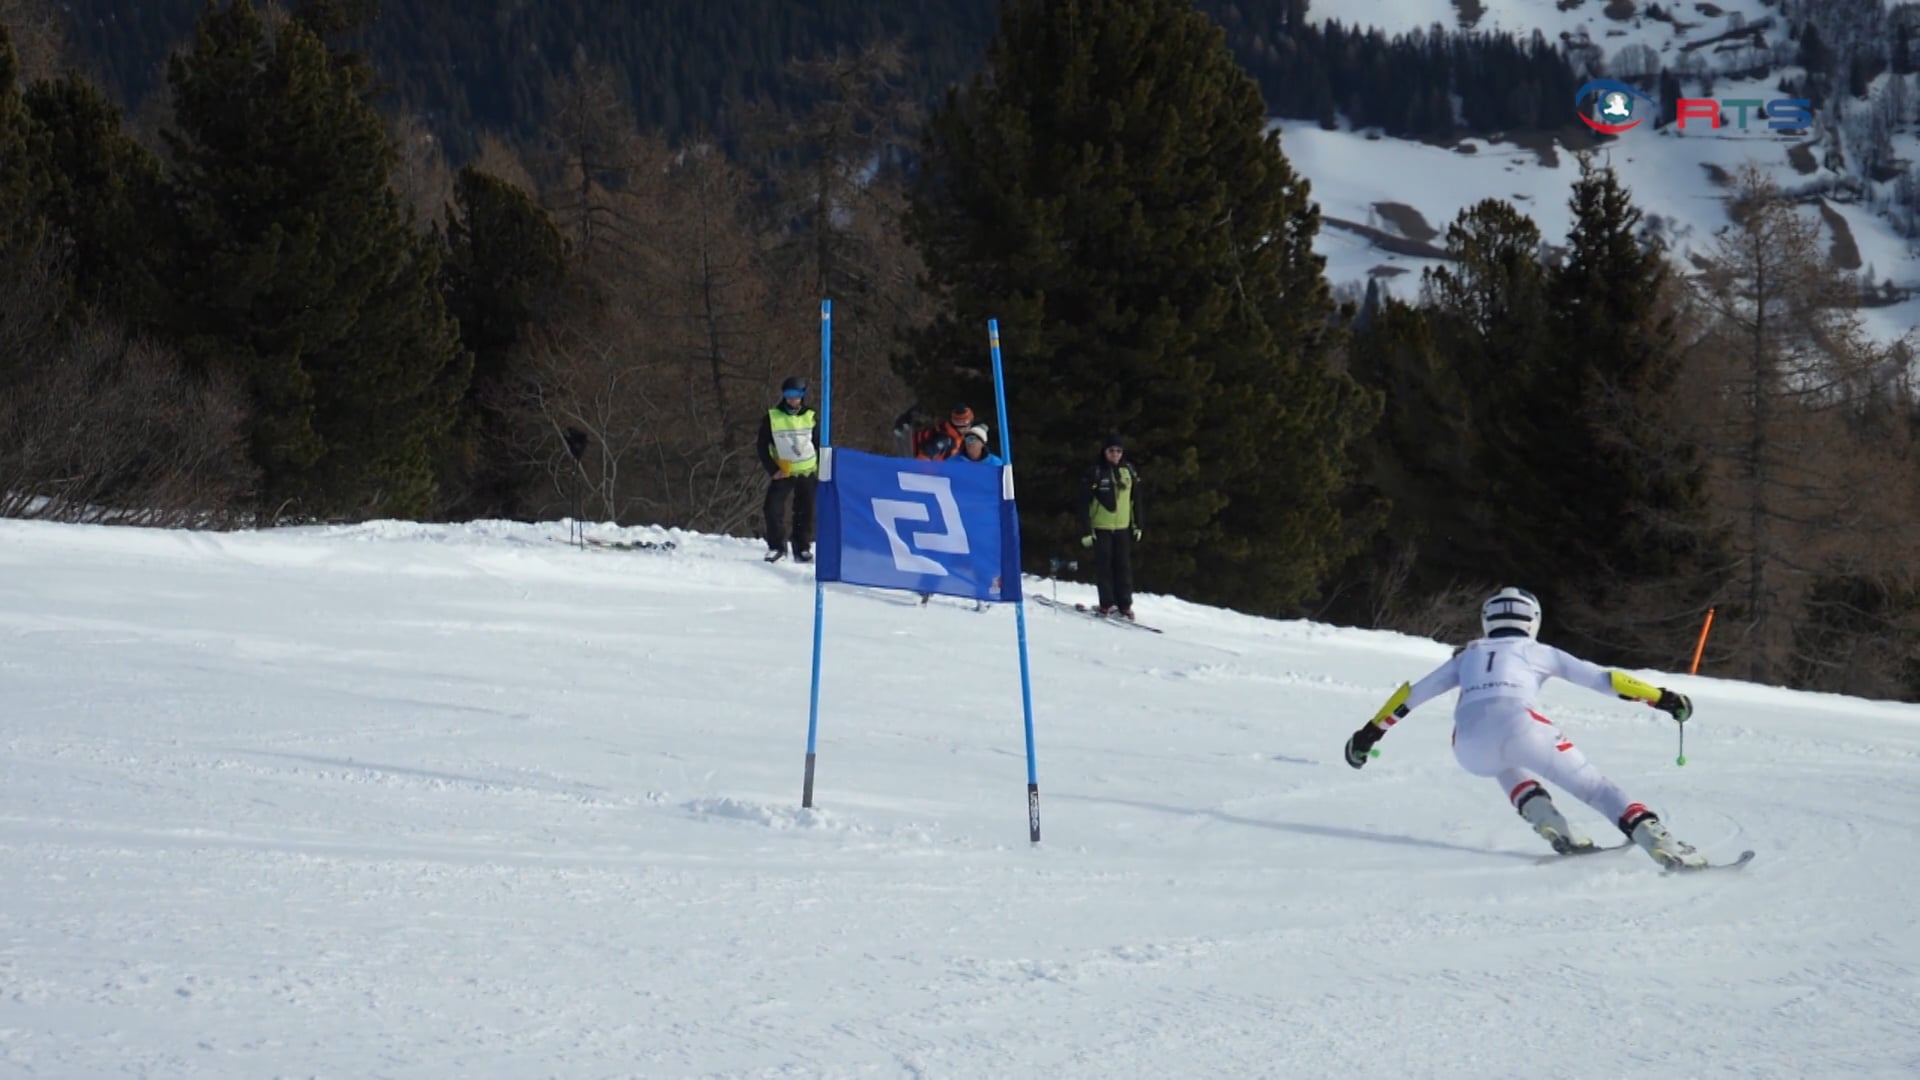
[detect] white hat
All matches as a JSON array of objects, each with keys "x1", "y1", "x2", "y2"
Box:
[{"x1": 964, "y1": 424, "x2": 989, "y2": 442}]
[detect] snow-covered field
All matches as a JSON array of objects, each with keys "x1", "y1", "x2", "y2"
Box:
[
  {"x1": 2, "y1": 517, "x2": 1917, "y2": 1076},
  {"x1": 1311, "y1": 0, "x2": 1784, "y2": 41}
]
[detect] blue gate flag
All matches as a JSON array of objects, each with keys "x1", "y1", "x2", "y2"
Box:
[{"x1": 816, "y1": 448, "x2": 1023, "y2": 603}]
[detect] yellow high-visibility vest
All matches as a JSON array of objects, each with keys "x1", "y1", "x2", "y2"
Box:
[
  {"x1": 1089, "y1": 466, "x2": 1135, "y2": 529},
  {"x1": 769, "y1": 408, "x2": 818, "y2": 476}
]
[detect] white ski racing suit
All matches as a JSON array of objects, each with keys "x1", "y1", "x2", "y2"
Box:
[{"x1": 1391, "y1": 636, "x2": 1651, "y2": 822}]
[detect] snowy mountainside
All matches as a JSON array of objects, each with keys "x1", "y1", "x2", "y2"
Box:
[
  {"x1": 1314, "y1": 0, "x2": 1782, "y2": 41},
  {"x1": 2, "y1": 516, "x2": 1918, "y2": 1076},
  {"x1": 1289, "y1": 0, "x2": 1920, "y2": 342}
]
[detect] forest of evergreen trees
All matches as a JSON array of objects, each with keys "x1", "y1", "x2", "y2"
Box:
[
  {"x1": 5, "y1": 0, "x2": 1920, "y2": 700},
  {"x1": 55, "y1": 0, "x2": 1585, "y2": 160}
]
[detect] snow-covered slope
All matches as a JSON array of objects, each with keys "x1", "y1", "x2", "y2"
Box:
[
  {"x1": 3, "y1": 517, "x2": 1917, "y2": 1076},
  {"x1": 1315, "y1": 0, "x2": 1782, "y2": 40},
  {"x1": 1286, "y1": 0, "x2": 1920, "y2": 342}
]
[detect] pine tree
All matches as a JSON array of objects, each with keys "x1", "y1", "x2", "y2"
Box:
[
  {"x1": 159, "y1": 0, "x2": 469, "y2": 520},
  {"x1": 22, "y1": 73, "x2": 163, "y2": 319},
  {"x1": 1658, "y1": 68, "x2": 1682, "y2": 128},
  {"x1": 0, "y1": 24, "x2": 56, "y2": 386},
  {"x1": 440, "y1": 165, "x2": 570, "y2": 517},
  {"x1": 1355, "y1": 277, "x2": 1382, "y2": 331},
  {"x1": 1805, "y1": 19, "x2": 1836, "y2": 70},
  {"x1": 1417, "y1": 199, "x2": 1553, "y2": 585},
  {"x1": 0, "y1": 27, "x2": 41, "y2": 260},
  {"x1": 1331, "y1": 295, "x2": 1488, "y2": 636},
  {"x1": 903, "y1": 0, "x2": 1377, "y2": 612},
  {"x1": 1539, "y1": 163, "x2": 1724, "y2": 662}
]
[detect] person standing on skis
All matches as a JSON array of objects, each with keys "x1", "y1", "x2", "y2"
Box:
[
  {"x1": 1078, "y1": 433, "x2": 1140, "y2": 619},
  {"x1": 1342, "y1": 586, "x2": 1706, "y2": 869},
  {"x1": 758, "y1": 376, "x2": 818, "y2": 563}
]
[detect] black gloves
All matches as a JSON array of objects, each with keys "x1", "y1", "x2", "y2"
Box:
[
  {"x1": 1654, "y1": 688, "x2": 1693, "y2": 723},
  {"x1": 1344, "y1": 722, "x2": 1385, "y2": 769}
]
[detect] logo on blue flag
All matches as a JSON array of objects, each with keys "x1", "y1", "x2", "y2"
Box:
[{"x1": 815, "y1": 449, "x2": 1023, "y2": 602}]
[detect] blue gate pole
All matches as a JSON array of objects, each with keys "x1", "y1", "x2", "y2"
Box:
[
  {"x1": 988, "y1": 319, "x2": 1042, "y2": 844},
  {"x1": 802, "y1": 299, "x2": 831, "y2": 808}
]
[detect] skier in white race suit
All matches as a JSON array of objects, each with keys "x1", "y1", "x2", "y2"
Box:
[{"x1": 1343, "y1": 587, "x2": 1707, "y2": 869}]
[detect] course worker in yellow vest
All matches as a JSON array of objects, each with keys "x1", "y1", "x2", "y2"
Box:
[
  {"x1": 757, "y1": 375, "x2": 819, "y2": 563},
  {"x1": 1078, "y1": 433, "x2": 1142, "y2": 620}
]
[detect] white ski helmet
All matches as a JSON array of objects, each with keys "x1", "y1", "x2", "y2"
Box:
[{"x1": 1481, "y1": 586, "x2": 1542, "y2": 639}]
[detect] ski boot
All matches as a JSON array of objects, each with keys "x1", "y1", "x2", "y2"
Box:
[
  {"x1": 1618, "y1": 804, "x2": 1707, "y2": 869},
  {"x1": 1515, "y1": 783, "x2": 1593, "y2": 854}
]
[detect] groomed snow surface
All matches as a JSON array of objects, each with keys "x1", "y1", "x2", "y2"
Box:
[{"x1": 2, "y1": 519, "x2": 1917, "y2": 1077}]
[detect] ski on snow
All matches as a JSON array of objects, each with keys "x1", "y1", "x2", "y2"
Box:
[
  {"x1": 551, "y1": 536, "x2": 677, "y2": 553},
  {"x1": 1533, "y1": 840, "x2": 1635, "y2": 865},
  {"x1": 1532, "y1": 842, "x2": 1756, "y2": 873},
  {"x1": 1664, "y1": 849, "x2": 1757, "y2": 874},
  {"x1": 1031, "y1": 594, "x2": 1162, "y2": 633}
]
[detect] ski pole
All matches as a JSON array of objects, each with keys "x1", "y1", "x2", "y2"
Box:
[{"x1": 1676, "y1": 718, "x2": 1687, "y2": 767}]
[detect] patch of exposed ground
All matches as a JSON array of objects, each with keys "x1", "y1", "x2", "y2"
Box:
[
  {"x1": 1817, "y1": 199, "x2": 1862, "y2": 270},
  {"x1": 1323, "y1": 217, "x2": 1455, "y2": 261},
  {"x1": 1371, "y1": 201, "x2": 1440, "y2": 242}
]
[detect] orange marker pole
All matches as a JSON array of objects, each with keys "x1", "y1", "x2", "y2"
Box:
[{"x1": 1688, "y1": 607, "x2": 1716, "y2": 676}]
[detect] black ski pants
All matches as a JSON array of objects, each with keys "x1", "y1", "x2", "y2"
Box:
[
  {"x1": 1092, "y1": 527, "x2": 1134, "y2": 611},
  {"x1": 765, "y1": 474, "x2": 817, "y2": 555}
]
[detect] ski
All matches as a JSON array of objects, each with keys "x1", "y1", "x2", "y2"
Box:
[
  {"x1": 588, "y1": 538, "x2": 675, "y2": 552},
  {"x1": 1070, "y1": 601, "x2": 1162, "y2": 634},
  {"x1": 552, "y1": 536, "x2": 677, "y2": 553},
  {"x1": 1664, "y1": 849, "x2": 1756, "y2": 874},
  {"x1": 1032, "y1": 595, "x2": 1162, "y2": 633},
  {"x1": 1533, "y1": 840, "x2": 1635, "y2": 865},
  {"x1": 917, "y1": 592, "x2": 992, "y2": 612}
]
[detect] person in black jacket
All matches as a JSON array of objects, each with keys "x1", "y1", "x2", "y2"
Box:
[
  {"x1": 1077, "y1": 433, "x2": 1142, "y2": 618},
  {"x1": 757, "y1": 376, "x2": 818, "y2": 562}
]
